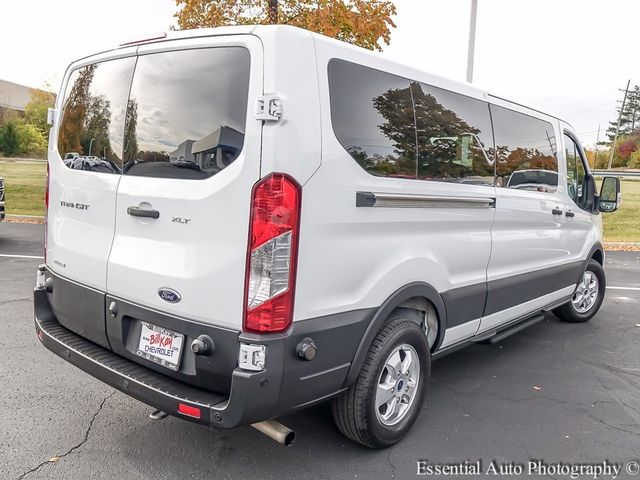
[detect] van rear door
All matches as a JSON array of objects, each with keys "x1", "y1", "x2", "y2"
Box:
[
  {"x1": 48, "y1": 49, "x2": 137, "y2": 289},
  {"x1": 106, "y1": 36, "x2": 263, "y2": 331},
  {"x1": 46, "y1": 49, "x2": 137, "y2": 347}
]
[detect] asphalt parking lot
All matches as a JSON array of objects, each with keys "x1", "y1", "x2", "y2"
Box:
[{"x1": 1, "y1": 222, "x2": 639, "y2": 480}]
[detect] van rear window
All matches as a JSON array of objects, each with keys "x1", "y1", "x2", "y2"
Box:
[
  {"x1": 57, "y1": 47, "x2": 250, "y2": 180},
  {"x1": 58, "y1": 58, "x2": 136, "y2": 174}
]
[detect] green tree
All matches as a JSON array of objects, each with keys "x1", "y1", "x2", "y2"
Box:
[
  {"x1": 24, "y1": 88, "x2": 56, "y2": 140},
  {"x1": 606, "y1": 85, "x2": 640, "y2": 142},
  {"x1": 0, "y1": 117, "x2": 47, "y2": 157},
  {"x1": 58, "y1": 65, "x2": 97, "y2": 156},
  {"x1": 372, "y1": 82, "x2": 493, "y2": 179},
  {"x1": 123, "y1": 98, "x2": 139, "y2": 168},
  {"x1": 174, "y1": 0, "x2": 397, "y2": 51},
  {"x1": 0, "y1": 119, "x2": 20, "y2": 156},
  {"x1": 81, "y1": 95, "x2": 111, "y2": 158},
  {"x1": 16, "y1": 121, "x2": 48, "y2": 157}
]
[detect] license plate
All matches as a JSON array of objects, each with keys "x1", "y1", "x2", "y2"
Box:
[{"x1": 136, "y1": 323, "x2": 184, "y2": 371}]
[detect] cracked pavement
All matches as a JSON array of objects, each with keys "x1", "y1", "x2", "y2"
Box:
[{"x1": 1, "y1": 223, "x2": 639, "y2": 479}]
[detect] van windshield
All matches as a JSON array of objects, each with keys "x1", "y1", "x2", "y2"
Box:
[{"x1": 57, "y1": 47, "x2": 251, "y2": 180}]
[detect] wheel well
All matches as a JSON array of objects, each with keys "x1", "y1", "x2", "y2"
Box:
[
  {"x1": 591, "y1": 249, "x2": 604, "y2": 265},
  {"x1": 344, "y1": 282, "x2": 447, "y2": 387},
  {"x1": 389, "y1": 297, "x2": 440, "y2": 349}
]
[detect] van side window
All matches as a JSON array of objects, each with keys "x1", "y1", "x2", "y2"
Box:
[
  {"x1": 491, "y1": 105, "x2": 559, "y2": 193},
  {"x1": 123, "y1": 48, "x2": 250, "y2": 179},
  {"x1": 413, "y1": 83, "x2": 494, "y2": 184},
  {"x1": 57, "y1": 58, "x2": 136, "y2": 174},
  {"x1": 328, "y1": 60, "x2": 416, "y2": 178},
  {"x1": 563, "y1": 133, "x2": 588, "y2": 208},
  {"x1": 328, "y1": 59, "x2": 494, "y2": 184}
]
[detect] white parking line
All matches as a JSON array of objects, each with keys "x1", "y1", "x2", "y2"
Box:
[{"x1": 607, "y1": 286, "x2": 640, "y2": 291}]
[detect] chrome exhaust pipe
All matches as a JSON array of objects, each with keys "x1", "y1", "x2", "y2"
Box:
[
  {"x1": 149, "y1": 409, "x2": 168, "y2": 420},
  {"x1": 251, "y1": 420, "x2": 296, "y2": 446}
]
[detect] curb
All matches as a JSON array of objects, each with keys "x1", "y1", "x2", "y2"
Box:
[
  {"x1": 5, "y1": 215, "x2": 45, "y2": 224},
  {"x1": 604, "y1": 242, "x2": 640, "y2": 252}
]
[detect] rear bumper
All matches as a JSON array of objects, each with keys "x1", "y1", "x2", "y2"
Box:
[
  {"x1": 34, "y1": 272, "x2": 373, "y2": 428},
  {"x1": 35, "y1": 287, "x2": 278, "y2": 427}
]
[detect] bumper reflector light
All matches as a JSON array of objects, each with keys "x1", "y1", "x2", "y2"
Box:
[{"x1": 177, "y1": 403, "x2": 201, "y2": 419}]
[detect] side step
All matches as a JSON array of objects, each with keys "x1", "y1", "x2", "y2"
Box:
[{"x1": 474, "y1": 314, "x2": 545, "y2": 344}]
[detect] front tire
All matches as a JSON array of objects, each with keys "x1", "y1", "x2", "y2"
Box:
[
  {"x1": 332, "y1": 311, "x2": 430, "y2": 448},
  {"x1": 554, "y1": 259, "x2": 606, "y2": 323}
]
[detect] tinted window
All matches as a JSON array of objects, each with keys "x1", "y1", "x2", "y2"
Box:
[
  {"x1": 564, "y1": 133, "x2": 587, "y2": 208},
  {"x1": 123, "y1": 48, "x2": 250, "y2": 179},
  {"x1": 328, "y1": 60, "x2": 494, "y2": 183},
  {"x1": 328, "y1": 60, "x2": 416, "y2": 178},
  {"x1": 57, "y1": 58, "x2": 136, "y2": 174},
  {"x1": 491, "y1": 105, "x2": 558, "y2": 193},
  {"x1": 413, "y1": 83, "x2": 494, "y2": 184}
]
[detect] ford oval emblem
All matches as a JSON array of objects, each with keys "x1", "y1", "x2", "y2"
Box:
[{"x1": 158, "y1": 288, "x2": 181, "y2": 304}]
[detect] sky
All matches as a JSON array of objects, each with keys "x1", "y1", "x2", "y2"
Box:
[{"x1": 1, "y1": 0, "x2": 638, "y2": 146}]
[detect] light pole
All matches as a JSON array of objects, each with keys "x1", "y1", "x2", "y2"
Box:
[{"x1": 466, "y1": 0, "x2": 478, "y2": 83}]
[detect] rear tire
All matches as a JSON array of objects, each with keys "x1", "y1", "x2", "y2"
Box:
[
  {"x1": 332, "y1": 310, "x2": 430, "y2": 449},
  {"x1": 554, "y1": 259, "x2": 605, "y2": 323}
]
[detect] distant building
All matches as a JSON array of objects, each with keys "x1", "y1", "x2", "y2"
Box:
[
  {"x1": 168, "y1": 126, "x2": 244, "y2": 172},
  {"x1": 0, "y1": 79, "x2": 54, "y2": 120},
  {"x1": 169, "y1": 139, "x2": 196, "y2": 164}
]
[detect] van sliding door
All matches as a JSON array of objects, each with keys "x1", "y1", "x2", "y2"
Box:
[{"x1": 480, "y1": 104, "x2": 575, "y2": 333}]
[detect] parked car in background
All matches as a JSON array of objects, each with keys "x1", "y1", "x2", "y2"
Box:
[
  {"x1": 506, "y1": 169, "x2": 559, "y2": 193},
  {"x1": 35, "y1": 25, "x2": 622, "y2": 450},
  {"x1": 63, "y1": 152, "x2": 79, "y2": 167},
  {"x1": 70, "y1": 156, "x2": 117, "y2": 173}
]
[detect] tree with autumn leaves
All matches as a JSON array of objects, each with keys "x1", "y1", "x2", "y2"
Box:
[{"x1": 174, "y1": 0, "x2": 397, "y2": 51}]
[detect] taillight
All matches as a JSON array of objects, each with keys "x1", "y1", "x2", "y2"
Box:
[
  {"x1": 44, "y1": 163, "x2": 50, "y2": 262},
  {"x1": 243, "y1": 173, "x2": 301, "y2": 333}
]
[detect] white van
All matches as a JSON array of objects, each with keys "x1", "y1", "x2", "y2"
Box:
[{"x1": 34, "y1": 25, "x2": 621, "y2": 448}]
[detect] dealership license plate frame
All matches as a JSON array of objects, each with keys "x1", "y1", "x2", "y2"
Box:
[{"x1": 136, "y1": 322, "x2": 184, "y2": 371}]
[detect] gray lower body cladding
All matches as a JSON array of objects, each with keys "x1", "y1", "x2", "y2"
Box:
[
  {"x1": 34, "y1": 257, "x2": 587, "y2": 427},
  {"x1": 34, "y1": 270, "x2": 375, "y2": 427}
]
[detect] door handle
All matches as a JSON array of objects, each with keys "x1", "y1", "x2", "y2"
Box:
[
  {"x1": 127, "y1": 206, "x2": 160, "y2": 219},
  {"x1": 552, "y1": 208, "x2": 563, "y2": 215},
  {"x1": 565, "y1": 210, "x2": 575, "y2": 218}
]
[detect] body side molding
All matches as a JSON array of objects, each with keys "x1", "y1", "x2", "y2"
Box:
[{"x1": 356, "y1": 191, "x2": 496, "y2": 209}]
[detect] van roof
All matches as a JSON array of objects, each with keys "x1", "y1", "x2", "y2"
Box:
[{"x1": 89, "y1": 25, "x2": 569, "y2": 128}]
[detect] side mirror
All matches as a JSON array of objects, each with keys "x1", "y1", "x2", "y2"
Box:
[{"x1": 599, "y1": 176, "x2": 621, "y2": 213}]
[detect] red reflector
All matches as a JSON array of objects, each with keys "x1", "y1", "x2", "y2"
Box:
[{"x1": 177, "y1": 403, "x2": 201, "y2": 419}]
